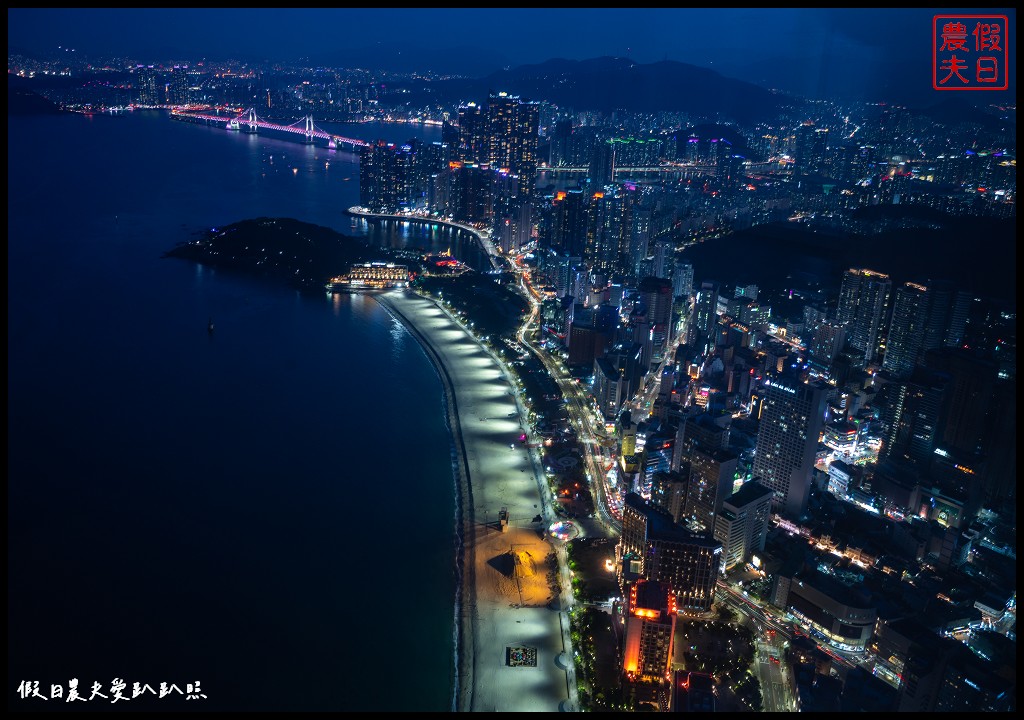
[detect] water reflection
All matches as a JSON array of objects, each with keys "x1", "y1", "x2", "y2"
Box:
[{"x1": 356, "y1": 219, "x2": 489, "y2": 272}]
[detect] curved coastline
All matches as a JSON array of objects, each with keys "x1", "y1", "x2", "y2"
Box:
[
  {"x1": 346, "y1": 207, "x2": 504, "y2": 272},
  {"x1": 375, "y1": 289, "x2": 572, "y2": 712},
  {"x1": 375, "y1": 291, "x2": 476, "y2": 712}
]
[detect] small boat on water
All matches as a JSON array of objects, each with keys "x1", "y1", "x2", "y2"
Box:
[{"x1": 208, "y1": 317, "x2": 215, "y2": 333}]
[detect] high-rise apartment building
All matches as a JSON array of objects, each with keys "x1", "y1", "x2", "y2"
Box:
[
  {"x1": 359, "y1": 141, "x2": 415, "y2": 213},
  {"x1": 486, "y1": 92, "x2": 540, "y2": 197},
  {"x1": 689, "y1": 281, "x2": 720, "y2": 354},
  {"x1": 134, "y1": 65, "x2": 159, "y2": 105},
  {"x1": 170, "y1": 65, "x2": 190, "y2": 106},
  {"x1": 883, "y1": 280, "x2": 973, "y2": 380},
  {"x1": 836, "y1": 268, "x2": 892, "y2": 366},
  {"x1": 883, "y1": 282, "x2": 930, "y2": 379}
]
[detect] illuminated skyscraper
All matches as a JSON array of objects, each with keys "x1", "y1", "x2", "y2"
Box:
[
  {"x1": 883, "y1": 282, "x2": 930, "y2": 379},
  {"x1": 639, "y1": 276, "x2": 673, "y2": 366},
  {"x1": 794, "y1": 122, "x2": 828, "y2": 176},
  {"x1": 170, "y1": 65, "x2": 190, "y2": 106},
  {"x1": 836, "y1": 268, "x2": 891, "y2": 367},
  {"x1": 589, "y1": 139, "x2": 615, "y2": 185},
  {"x1": 617, "y1": 493, "x2": 722, "y2": 612},
  {"x1": 456, "y1": 102, "x2": 487, "y2": 165},
  {"x1": 622, "y1": 580, "x2": 677, "y2": 681},
  {"x1": 752, "y1": 376, "x2": 829, "y2": 519},
  {"x1": 683, "y1": 445, "x2": 739, "y2": 533},
  {"x1": 486, "y1": 92, "x2": 540, "y2": 197},
  {"x1": 688, "y1": 281, "x2": 720, "y2": 354},
  {"x1": 713, "y1": 481, "x2": 773, "y2": 572},
  {"x1": 359, "y1": 141, "x2": 415, "y2": 213},
  {"x1": 134, "y1": 65, "x2": 159, "y2": 106}
]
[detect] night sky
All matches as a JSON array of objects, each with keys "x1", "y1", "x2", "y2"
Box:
[{"x1": 7, "y1": 8, "x2": 1016, "y2": 105}]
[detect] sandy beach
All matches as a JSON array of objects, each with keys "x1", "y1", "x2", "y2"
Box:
[{"x1": 376, "y1": 289, "x2": 576, "y2": 712}]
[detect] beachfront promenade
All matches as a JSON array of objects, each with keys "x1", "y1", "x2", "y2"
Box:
[{"x1": 375, "y1": 289, "x2": 577, "y2": 712}]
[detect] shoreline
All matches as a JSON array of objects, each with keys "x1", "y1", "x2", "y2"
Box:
[
  {"x1": 375, "y1": 289, "x2": 574, "y2": 712},
  {"x1": 375, "y1": 290, "x2": 477, "y2": 712},
  {"x1": 346, "y1": 207, "x2": 504, "y2": 272}
]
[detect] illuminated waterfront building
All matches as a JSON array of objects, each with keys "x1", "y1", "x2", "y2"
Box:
[
  {"x1": 170, "y1": 65, "x2": 190, "y2": 106},
  {"x1": 458, "y1": 93, "x2": 539, "y2": 198},
  {"x1": 486, "y1": 92, "x2": 540, "y2": 197},
  {"x1": 134, "y1": 64, "x2": 159, "y2": 105},
  {"x1": 359, "y1": 140, "x2": 415, "y2": 213},
  {"x1": 326, "y1": 262, "x2": 409, "y2": 291},
  {"x1": 622, "y1": 580, "x2": 677, "y2": 681}
]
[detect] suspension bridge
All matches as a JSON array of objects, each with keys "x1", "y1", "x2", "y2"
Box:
[{"x1": 170, "y1": 107, "x2": 371, "y2": 152}]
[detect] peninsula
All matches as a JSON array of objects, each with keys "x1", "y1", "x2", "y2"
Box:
[
  {"x1": 163, "y1": 217, "x2": 397, "y2": 291},
  {"x1": 163, "y1": 217, "x2": 577, "y2": 711}
]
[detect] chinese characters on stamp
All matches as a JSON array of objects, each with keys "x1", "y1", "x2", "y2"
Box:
[{"x1": 934, "y1": 15, "x2": 1009, "y2": 91}]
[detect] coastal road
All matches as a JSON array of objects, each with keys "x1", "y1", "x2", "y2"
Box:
[{"x1": 511, "y1": 260, "x2": 621, "y2": 534}]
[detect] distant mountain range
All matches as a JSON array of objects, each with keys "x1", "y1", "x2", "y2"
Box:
[
  {"x1": 402, "y1": 56, "x2": 796, "y2": 123},
  {"x1": 305, "y1": 43, "x2": 512, "y2": 76}
]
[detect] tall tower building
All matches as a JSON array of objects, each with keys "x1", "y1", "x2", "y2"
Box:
[
  {"x1": 134, "y1": 65, "x2": 159, "y2": 106},
  {"x1": 359, "y1": 141, "x2": 415, "y2": 213},
  {"x1": 589, "y1": 139, "x2": 615, "y2": 185},
  {"x1": 688, "y1": 281, "x2": 720, "y2": 354},
  {"x1": 618, "y1": 493, "x2": 722, "y2": 612},
  {"x1": 793, "y1": 122, "x2": 818, "y2": 175},
  {"x1": 810, "y1": 320, "x2": 848, "y2": 368},
  {"x1": 486, "y1": 92, "x2": 540, "y2": 197},
  {"x1": 622, "y1": 580, "x2": 677, "y2": 682},
  {"x1": 881, "y1": 371, "x2": 948, "y2": 464},
  {"x1": 923, "y1": 280, "x2": 972, "y2": 350},
  {"x1": 921, "y1": 347, "x2": 998, "y2": 456},
  {"x1": 639, "y1": 276, "x2": 674, "y2": 366},
  {"x1": 456, "y1": 102, "x2": 487, "y2": 165},
  {"x1": 752, "y1": 376, "x2": 829, "y2": 519},
  {"x1": 714, "y1": 481, "x2": 773, "y2": 572},
  {"x1": 836, "y1": 268, "x2": 892, "y2": 367},
  {"x1": 683, "y1": 446, "x2": 738, "y2": 534},
  {"x1": 672, "y1": 261, "x2": 694, "y2": 302},
  {"x1": 170, "y1": 65, "x2": 190, "y2": 106},
  {"x1": 549, "y1": 118, "x2": 574, "y2": 167},
  {"x1": 883, "y1": 282, "x2": 930, "y2": 379}
]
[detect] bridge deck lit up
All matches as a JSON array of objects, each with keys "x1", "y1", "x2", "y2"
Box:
[{"x1": 170, "y1": 107, "x2": 371, "y2": 151}]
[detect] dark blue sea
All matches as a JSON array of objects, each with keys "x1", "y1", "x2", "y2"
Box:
[{"x1": 8, "y1": 112, "x2": 465, "y2": 711}]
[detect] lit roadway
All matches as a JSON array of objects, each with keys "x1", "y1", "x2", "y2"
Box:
[{"x1": 508, "y1": 254, "x2": 620, "y2": 537}]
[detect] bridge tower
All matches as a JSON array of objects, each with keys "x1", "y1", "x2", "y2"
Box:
[
  {"x1": 304, "y1": 115, "x2": 316, "y2": 144},
  {"x1": 244, "y1": 108, "x2": 258, "y2": 134}
]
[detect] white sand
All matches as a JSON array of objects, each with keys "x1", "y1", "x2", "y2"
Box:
[{"x1": 376, "y1": 289, "x2": 576, "y2": 712}]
